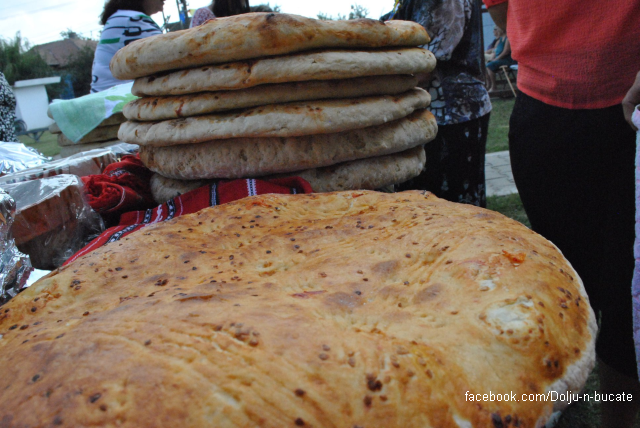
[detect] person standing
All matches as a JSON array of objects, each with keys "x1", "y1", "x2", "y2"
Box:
[
  {"x1": 91, "y1": 0, "x2": 165, "y2": 93},
  {"x1": 0, "y1": 72, "x2": 18, "y2": 143},
  {"x1": 484, "y1": 1, "x2": 640, "y2": 426},
  {"x1": 393, "y1": 0, "x2": 492, "y2": 208}
]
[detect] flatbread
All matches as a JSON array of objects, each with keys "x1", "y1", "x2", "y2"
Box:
[
  {"x1": 119, "y1": 88, "x2": 430, "y2": 147},
  {"x1": 282, "y1": 145, "x2": 426, "y2": 192},
  {"x1": 57, "y1": 125, "x2": 121, "y2": 146},
  {"x1": 139, "y1": 109, "x2": 437, "y2": 179},
  {"x1": 111, "y1": 13, "x2": 429, "y2": 79},
  {"x1": 0, "y1": 190, "x2": 596, "y2": 427},
  {"x1": 48, "y1": 113, "x2": 126, "y2": 134},
  {"x1": 149, "y1": 146, "x2": 427, "y2": 203},
  {"x1": 132, "y1": 48, "x2": 436, "y2": 96},
  {"x1": 150, "y1": 174, "x2": 209, "y2": 204},
  {"x1": 124, "y1": 75, "x2": 419, "y2": 121}
]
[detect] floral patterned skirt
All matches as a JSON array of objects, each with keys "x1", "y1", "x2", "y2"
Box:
[{"x1": 395, "y1": 113, "x2": 490, "y2": 208}]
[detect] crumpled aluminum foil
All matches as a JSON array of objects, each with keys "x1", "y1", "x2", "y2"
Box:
[
  {"x1": 0, "y1": 189, "x2": 33, "y2": 306},
  {"x1": 0, "y1": 141, "x2": 50, "y2": 176}
]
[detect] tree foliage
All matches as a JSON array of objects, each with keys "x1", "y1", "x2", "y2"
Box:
[
  {"x1": 62, "y1": 45, "x2": 96, "y2": 97},
  {"x1": 250, "y1": 3, "x2": 281, "y2": 12},
  {"x1": 60, "y1": 29, "x2": 81, "y2": 40},
  {"x1": 317, "y1": 11, "x2": 346, "y2": 20},
  {"x1": 348, "y1": 4, "x2": 369, "y2": 19},
  {"x1": 318, "y1": 4, "x2": 369, "y2": 20},
  {"x1": 0, "y1": 33, "x2": 53, "y2": 85}
]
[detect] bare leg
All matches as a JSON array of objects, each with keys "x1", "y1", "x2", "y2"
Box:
[
  {"x1": 599, "y1": 358, "x2": 640, "y2": 428},
  {"x1": 487, "y1": 68, "x2": 496, "y2": 93}
]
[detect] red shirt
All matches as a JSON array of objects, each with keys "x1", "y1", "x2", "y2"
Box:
[{"x1": 484, "y1": 0, "x2": 640, "y2": 109}]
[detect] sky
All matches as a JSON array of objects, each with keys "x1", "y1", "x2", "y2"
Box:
[{"x1": 0, "y1": 0, "x2": 396, "y2": 47}]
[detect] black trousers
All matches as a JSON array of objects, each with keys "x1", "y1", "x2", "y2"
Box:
[
  {"x1": 509, "y1": 92, "x2": 637, "y2": 379},
  {"x1": 397, "y1": 114, "x2": 490, "y2": 208}
]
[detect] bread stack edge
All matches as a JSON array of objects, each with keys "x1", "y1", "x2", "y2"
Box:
[{"x1": 112, "y1": 13, "x2": 438, "y2": 202}]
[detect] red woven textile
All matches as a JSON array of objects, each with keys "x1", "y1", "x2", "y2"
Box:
[
  {"x1": 65, "y1": 177, "x2": 313, "y2": 265},
  {"x1": 82, "y1": 155, "x2": 155, "y2": 225}
]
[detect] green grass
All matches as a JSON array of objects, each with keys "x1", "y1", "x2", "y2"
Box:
[
  {"x1": 486, "y1": 193, "x2": 530, "y2": 228},
  {"x1": 553, "y1": 365, "x2": 601, "y2": 428},
  {"x1": 487, "y1": 98, "x2": 515, "y2": 153},
  {"x1": 18, "y1": 131, "x2": 60, "y2": 157}
]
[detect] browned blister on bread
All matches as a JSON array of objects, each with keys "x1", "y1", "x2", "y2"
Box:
[{"x1": 0, "y1": 191, "x2": 595, "y2": 427}]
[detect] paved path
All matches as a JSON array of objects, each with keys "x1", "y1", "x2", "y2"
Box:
[{"x1": 485, "y1": 150, "x2": 518, "y2": 197}]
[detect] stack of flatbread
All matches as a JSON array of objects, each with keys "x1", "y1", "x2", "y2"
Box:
[
  {"x1": 111, "y1": 13, "x2": 438, "y2": 203},
  {"x1": 49, "y1": 113, "x2": 127, "y2": 158}
]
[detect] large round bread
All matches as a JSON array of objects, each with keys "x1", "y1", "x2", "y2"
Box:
[
  {"x1": 124, "y1": 75, "x2": 419, "y2": 121},
  {"x1": 131, "y1": 48, "x2": 436, "y2": 97},
  {"x1": 0, "y1": 190, "x2": 596, "y2": 426},
  {"x1": 149, "y1": 146, "x2": 427, "y2": 203},
  {"x1": 119, "y1": 89, "x2": 431, "y2": 147},
  {"x1": 139, "y1": 109, "x2": 437, "y2": 179},
  {"x1": 111, "y1": 13, "x2": 430, "y2": 80}
]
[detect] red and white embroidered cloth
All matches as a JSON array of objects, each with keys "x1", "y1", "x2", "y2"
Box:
[{"x1": 65, "y1": 177, "x2": 313, "y2": 265}]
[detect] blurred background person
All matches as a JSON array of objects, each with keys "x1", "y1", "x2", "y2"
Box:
[
  {"x1": 392, "y1": 0, "x2": 492, "y2": 208},
  {"x1": 484, "y1": 28, "x2": 498, "y2": 62},
  {"x1": 485, "y1": 25, "x2": 514, "y2": 93},
  {"x1": 189, "y1": 0, "x2": 250, "y2": 28},
  {"x1": 91, "y1": 0, "x2": 165, "y2": 93}
]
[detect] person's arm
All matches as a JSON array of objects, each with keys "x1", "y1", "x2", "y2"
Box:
[
  {"x1": 622, "y1": 71, "x2": 640, "y2": 131},
  {"x1": 484, "y1": 0, "x2": 508, "y2": 33},
  {"x1": 190, "y1": 7, "x2": 216, "y2": 28},
  {"x1": 485, "y1": 39, "x2": 496, "y2": 55}
]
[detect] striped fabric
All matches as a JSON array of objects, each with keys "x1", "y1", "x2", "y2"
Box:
[{"x1": 64, "y1": 177, "x2": 313, "y2": 265}]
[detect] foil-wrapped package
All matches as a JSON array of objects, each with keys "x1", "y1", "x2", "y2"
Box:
[
  {"x1": 0, "y1": 142, "x2": 50, "y2": 176},
  {"x1": 0, "y1": 189, "x2": 33, "y2": 305},
  {"x1": 0, "y1": 147, "x2": 118, "y2": 185}
]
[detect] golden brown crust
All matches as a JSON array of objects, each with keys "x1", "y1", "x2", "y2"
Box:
[
  {"x1": 0, "y1": 191, "x2": 595, "y2": 427},
  {"x1": 111, "y1": 13, "x2": 430, "y2": 80}
]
